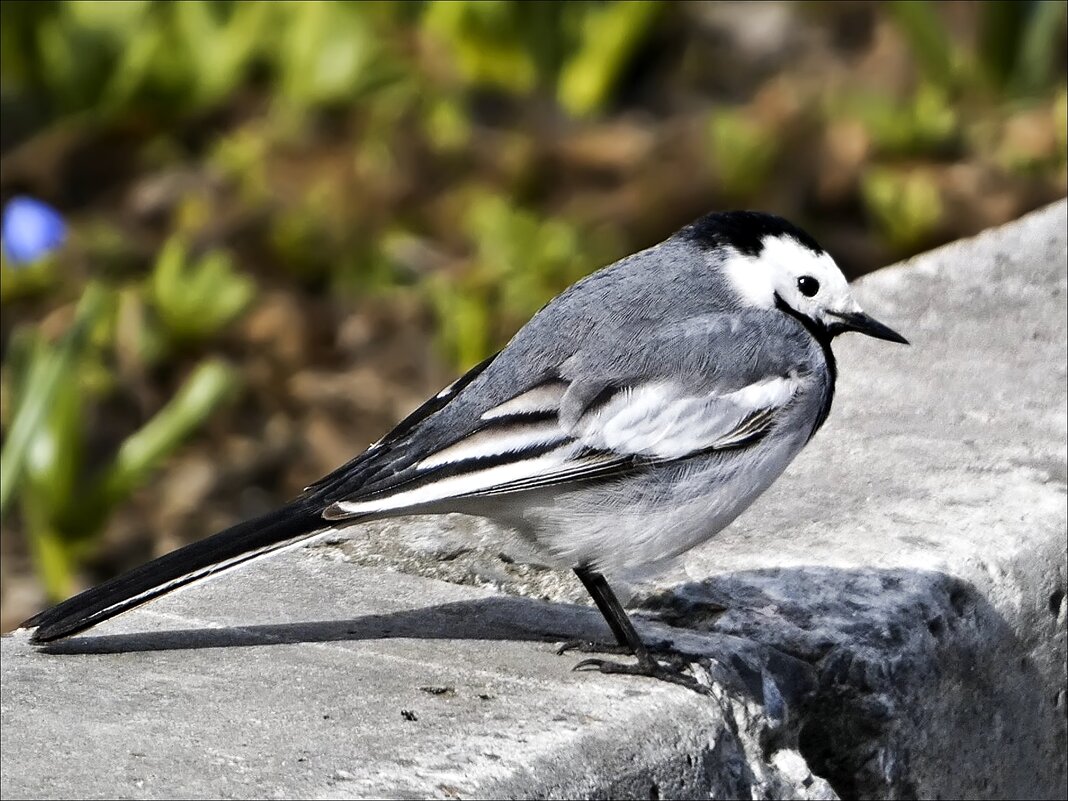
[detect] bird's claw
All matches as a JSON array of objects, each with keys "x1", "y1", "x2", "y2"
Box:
[{"x1": 570, "y1": 654, "x2": 711, "y2": 695}]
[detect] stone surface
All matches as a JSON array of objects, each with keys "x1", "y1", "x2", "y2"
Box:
[
  {"x1": 0, "y1": 556, "x2": 834, "y2": 801},
  {"x1": 2, "y1": 200, "x2": 1066, "y2": 799}
]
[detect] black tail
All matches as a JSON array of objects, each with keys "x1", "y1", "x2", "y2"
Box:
[{"x1": 22, "y1": 499, "x2": 325, "y2": 643}]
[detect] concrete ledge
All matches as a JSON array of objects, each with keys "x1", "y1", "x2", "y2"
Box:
[{"x1": 2, "y1": 200, "x2": 1066, "y2": 799}]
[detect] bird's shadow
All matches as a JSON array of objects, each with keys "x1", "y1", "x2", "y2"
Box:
[{"x1": 36, "y1": 594, "x2": 610, "y2": 656}]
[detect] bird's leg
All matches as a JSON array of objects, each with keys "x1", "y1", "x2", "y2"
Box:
[
  {"x1": 557, "y1": 569, "x2": 674, "y2": 655},
  {"x1": 563, "y1": 567, "x2": 709, "y2": 695},
  {"x1": 556, "y1": 567, "x2": 636, "y2": 655}
]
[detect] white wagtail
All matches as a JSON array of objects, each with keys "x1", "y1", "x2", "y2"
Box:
[{"x1": 22, "y1": 211, "x2": 907, "y2": 691}]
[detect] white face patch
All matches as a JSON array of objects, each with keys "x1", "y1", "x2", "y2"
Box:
[
  {"x1": 720, "y1": 249, "x2": 777, "y2": 308},
  {"x1": 719, "y1": 235, "x2": 860, "y2": 325}
]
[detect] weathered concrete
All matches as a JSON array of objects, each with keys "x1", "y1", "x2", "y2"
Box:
[{"x1": 2, "y1": 200, "x2": 1066, "y2": 800}]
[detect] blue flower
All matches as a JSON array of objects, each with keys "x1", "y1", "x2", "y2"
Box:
[{"x1": 1, "y1": 196, "x2": 67, "y2": 267}]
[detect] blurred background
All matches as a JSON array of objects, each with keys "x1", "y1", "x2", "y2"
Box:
[{"x1": 1, "y1": 0, "x2": 1065, "y2": 631}]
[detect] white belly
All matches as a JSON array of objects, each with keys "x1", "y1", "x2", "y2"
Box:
[{"x1": 473, "y1": 425, "x2": 810, "y2": 572}]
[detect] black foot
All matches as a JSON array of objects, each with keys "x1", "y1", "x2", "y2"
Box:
[
  {"x1": 572, "y1": 654, "x2": 711, "y2": 695},
  {"x1": 556, "y1": 637, "x2": 672, "y2": 657},
  {"x1": 557, "y1": 639, "x2": 633, "y2": 657}
]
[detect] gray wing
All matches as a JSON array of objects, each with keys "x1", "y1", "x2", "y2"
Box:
[{"x1": 315, "y1": 310, "x2": 822, "y2": 520}]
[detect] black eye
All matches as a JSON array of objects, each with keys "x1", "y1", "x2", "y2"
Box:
[{"x1": 797, "y1": 276, "x2": 820, "y2": 297}]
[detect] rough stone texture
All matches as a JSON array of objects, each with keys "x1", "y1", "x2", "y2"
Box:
[
  {"x1": 2, "y1": 200, "x2": 1066, "y2": 800},
  {"x1": 0, "y1": 558, "x2": 835, "y2": 801}
]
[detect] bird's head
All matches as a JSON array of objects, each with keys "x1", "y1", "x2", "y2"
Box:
[{"x1": 684, "y1": 211, "x2": 909, "y2": 345}]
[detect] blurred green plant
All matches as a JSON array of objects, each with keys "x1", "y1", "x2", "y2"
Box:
[
  {"x1": 148, "y1": 237, "x2": 255, "y2": 347},
  {"x1": 273, "y1": 0, "x2": 407, "y2": 108},
  {"x1": 2, "y1": 0, "x2": 658, "y2": 140},
  {"x1": 423, "y1": 94, "x2": 473, "y2": 152},
  {"x1": 209, "y1": 125, "x2": 271, "y2": 206},
  {"x1": 885, "y1": 1, "x2": 963, "y2": 90},
  {"x1": 0, "y1": 280, "x2": 239, "y2": 598},
  {"x1": 95, "y1": 361, "x2": 237, "y2": 523},
  {"x1": 0, "y1": 284, "x2": 108, "y2": 522},
  {"x1": 835, "y1": 82, "x2": 959, "y2": 158},
  {"x1": 105, "y1": 1, "x2": 269, "y2": 114},
  {"x1": 426, "y1": 194, "x2": 611, "y2": 368},
  {"x1": 556, "y1": 0, "x2": 661, "y2": 117},
  {"x1": 2, "y1": 0, "x2": 265, "y2": 120},
  {"x1": 706, "y1": 108, "x2": 780, "y2": 198},
  {"x1": 889, "y1": 0, "x2": 1068, "y2": 96},
  {"x1": 0, "y1": 256, "x2": 59, "y2": 304},
  {"x1": 422, "y1": 0, "x2": 661, "y2": 116},
  {"x1": 422, "y1": 1, "x2": 541, "y2": 95},
  {"x1": 1056, "y1": 88, "x2": 1068, "y2": 167},
  {"x1": 979, "y1": 1, "x2": 1067, "y2": 95},
  {"x1": 0, "y1": 0, "x2": 408, "y2": 131},
  {"x1": 465, "y1": 194, "x2": 594, "y2": 319},
  {"x1": 860, "y1": 167, "x2": 944, "y2": 251}
]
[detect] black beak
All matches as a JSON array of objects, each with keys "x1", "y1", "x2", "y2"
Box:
[{"x1": 827, "y1": 310, "x2": 909, "y2": 345}]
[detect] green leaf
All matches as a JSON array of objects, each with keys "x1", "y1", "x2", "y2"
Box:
[
  {"x1": 887, "y1": 1, "x2": 960, "y2": 89},
  {"x1": 861, "y1": 167, "x2": 944, "y2": 250},
  {"x1": 22, "y1": 502, "x2": 77, "y2": 602},
  {"x1": 98, "y1": 359, "x2": 239, "y2": 507},
  {"x1": 0, "y1": 282, "x2": 108, "y2": 520},
  {"x1": 21, "y1": 350, "x2": 83, "y2": 513},
  {"x1": 149, "y1": 237, "x2": 256, "y2": 346},
  {"x1": 558, "y1": 0, "x2": 661, "y2": 117},
  {"x1": 422, "y1": 0, "x2": 539, "y2": 94},
  {"x1": 1010, "y1": 1, "x2": 1068, "y2": 95},
  {"x1": 706, "y1": 108, "x2": 780, "y2": 197}
]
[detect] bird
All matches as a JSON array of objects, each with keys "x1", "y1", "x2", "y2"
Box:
[{"x1": 21, "y1": 210, "x2": 907, "y2": 692}]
